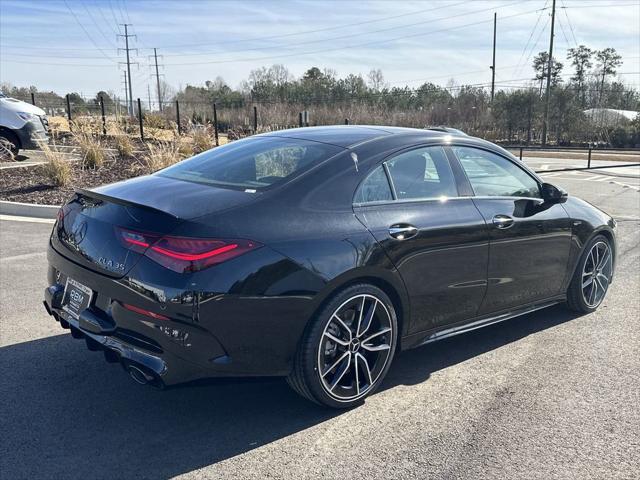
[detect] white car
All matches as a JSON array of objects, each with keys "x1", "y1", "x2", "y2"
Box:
[{"x1": 0, "y1": 92, "x2": 49, "y2": 159}]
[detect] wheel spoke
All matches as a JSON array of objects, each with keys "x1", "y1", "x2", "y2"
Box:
[
  {"x1": 597, "y1": 272, "x2": 609, "y2": 287},
  {"x1": 582, "y1": 276, "x2": 593, "y2": 289},
  {"x1": 319, "y1": 293, "x2": 394, "y2": 401},
  {"x1": 356, "y1": 353, "x2": 373, "y2": 385},
  {"x1": 322, "y1": 351, "x2": 350, "y2": 378},
  {"x1": 355, "y1": 296, "x2": 366, "y2": 337},
  {"x1": 357, "y1": 299, "x2": 377, "y2": 338},
  {"x1": 589, "y1": 281, "x2": 598, "y2": 304},
  {"x1": 324, "y1": 331, "x2": 349, "y2": 347},
  {"x1": 361, "y1": 343, "x2": 391, "y2": 352},
  {"x1": 332, "y1": 314, "x2": 352, "y2": 341},
  {"x1": 361, "y1": 327, "x2": 391, "y2": 345},
  {"x1": 597, "y1": 249, "x2": 611, "y2": 270},
  {"x1": 329, "y1": 354, "x2": 351, "y2": 391}
]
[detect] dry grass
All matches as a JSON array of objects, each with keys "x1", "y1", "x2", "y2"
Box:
[
  {"x1": 72, "y1": 130, "x2": 105, "y2": 169},
  {"x1": 192, "y1": 128, "x2": 214, "y2": 154},
  {"x1": 137, "y1": 141, "x2": 185, "y2": 174},
  {"x1": 114, "y1": 134, "x2": 134, "y2": 158},
  {"x1": 40, "y1": 142, "x2": 71, "y2": 186}
]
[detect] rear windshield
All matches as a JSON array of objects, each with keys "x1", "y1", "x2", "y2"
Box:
[{"x1": 157, "y1": 136, "x2": 344, "y2": 190}]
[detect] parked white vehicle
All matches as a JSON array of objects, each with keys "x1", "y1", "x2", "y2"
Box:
[{"x1": 0, "y1": 92, "x2": 49, "y2": 160}]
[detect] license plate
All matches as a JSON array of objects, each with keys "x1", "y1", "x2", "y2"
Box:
[{"x1": 62, "y1": 278, "x2": 93, "y2": 320}]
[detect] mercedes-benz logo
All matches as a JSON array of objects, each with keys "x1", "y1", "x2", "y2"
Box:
[{"x1": 72, "y1": 221, "x2": 88, "y2": 244}]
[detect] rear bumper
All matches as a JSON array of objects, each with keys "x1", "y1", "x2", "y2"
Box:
[
  {"x1": 45, "y1": 242, "x2": 316, "y2": 385},
  {"x1": 43, "y1": 286, "x2": 206, "y2": 387}
]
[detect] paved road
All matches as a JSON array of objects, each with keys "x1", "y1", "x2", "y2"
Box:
[{"x1": 0, "y1": 172, "x2": 638, "y2": 479}]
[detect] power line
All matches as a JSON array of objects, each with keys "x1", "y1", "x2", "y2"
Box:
[
  {"x1": 515, "y1": 13, "x2": 551, "y2": 80},
  {"x1": 162, "y1": 7, "x2": 543, "y2": 67},
  {"x1": 512, "y1": 1, "x2": 548, "y2": 80},
  {"x1": 158, "y1": 1, "x2": 504, "y2": 58},
  {"x1": 147, "y1": 0, "x2": 467, "y2": 51},
  {"x1": 63, "y1": 0, "x2": 116, "y2": 62},
  {"x1": 560, "y1": 0, "x2": 580, "y2": 47},
  {"x1": 80, "y1": 1, "x2": 118, "y2": 48},
  {"x1": 108, "y1": 0, "x2": 123, "y2": 33},
  {"x1": 95, "y1": 3, "x2": 120, "y2": 36}
]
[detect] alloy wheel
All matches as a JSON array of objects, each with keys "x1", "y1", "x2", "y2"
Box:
[
  {"x1": 317, "y1": 293, "x2": 393, "y2": 402},
  {"x1": 581, "y1": 240, "x2": 612, "y2": 308}
]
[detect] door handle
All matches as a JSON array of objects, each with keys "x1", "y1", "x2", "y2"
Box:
[
  {"x1": 492, "y1": 214, "x2": 514, "y2": 229},
  {"x1": 388, "y1": 224, "x2": 418, "y2": 240}
]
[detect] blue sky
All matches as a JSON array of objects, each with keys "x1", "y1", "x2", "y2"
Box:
[{"x1": 1, "y1": 0, "x2": 638, "y2": 100}]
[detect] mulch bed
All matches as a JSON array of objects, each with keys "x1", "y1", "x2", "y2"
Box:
[{"x1": 0, "y1": 155, "x2": 145, "y2": 205}]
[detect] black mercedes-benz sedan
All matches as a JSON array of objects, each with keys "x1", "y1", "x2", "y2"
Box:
[{"x1": 43, "y1": 126, "x2": 616, "y2": 408}]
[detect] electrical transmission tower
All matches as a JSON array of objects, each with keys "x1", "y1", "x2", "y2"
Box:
[
  {"x1": 149, "y1": 48, "x2": 165, "y2": 112},
  {"x1": 118, "y1": 24, "x2": 137, "y2": 116}
]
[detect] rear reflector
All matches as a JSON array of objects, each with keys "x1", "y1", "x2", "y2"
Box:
[
  {"x1": 116, "y1": 227, "x2": 261, "y2": 273},
  {"x1": 121, "y1": 303, "x2": 170, "y2": 321}
]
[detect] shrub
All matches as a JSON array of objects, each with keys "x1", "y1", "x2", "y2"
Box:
[
  {"x1": 192, "y1": 128, "x2": 214, "y2": 153},
  {"x1": 73, "y1": 131, "x2": 105, "y2": 168},
  {"x1": 40, "y1": 143, "x2": 71, "y2": 187},
  {"x1": 144, "y1": 113, "x2": 169, "y2": 130},
  {"x1": 114, "y1": 134, "x2": 134, "y2": 158},
  {"x1": 177, "y1": 140, "x2": 193, "y2": 157},
  {"x1": 139, "y1": 142, "x2": 184, "y2": 174}
]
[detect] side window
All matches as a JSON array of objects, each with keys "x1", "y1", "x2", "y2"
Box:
[
  {"x1": 386, "y1": 146, "x2": 458, "y2": 200},
  {"x1": 354, "y1": 166, "x2": 393, "y2": 203},
  {"x1": 453, "y1": 147, "x2": 541, "y2": 198}
]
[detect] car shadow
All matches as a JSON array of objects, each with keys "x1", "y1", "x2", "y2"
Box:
[{"x1": 0, "y1": 304, "x2": 580, "y2": 479}]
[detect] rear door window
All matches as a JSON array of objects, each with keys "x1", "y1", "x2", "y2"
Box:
[{"x1": 386, "y1": 146, "x2": 458, "y2": 200}]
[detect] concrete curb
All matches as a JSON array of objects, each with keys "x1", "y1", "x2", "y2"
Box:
[{"x1": 0, "y1": 200, "x2": 60, "y2": 219}]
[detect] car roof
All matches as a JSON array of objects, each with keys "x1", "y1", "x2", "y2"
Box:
[{"x1": 258, "y1": 125, "x2": 465, "y2": 148}]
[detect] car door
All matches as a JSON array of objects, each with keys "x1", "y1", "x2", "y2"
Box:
[
  {"x1": 451, "y1": 146, "x2": 572, "y2": 314},
  {"x1": 353, "y1": 145, "x2": 489, "y2": 334}
]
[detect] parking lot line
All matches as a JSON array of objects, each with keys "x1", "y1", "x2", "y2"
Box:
[{"x1": 0, "y1": 214, "x2": 55, "y2": 224}]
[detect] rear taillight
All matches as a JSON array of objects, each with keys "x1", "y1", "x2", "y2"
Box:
[{"x1": 116, "y1": 227, "x2": 261, "y2": 273}]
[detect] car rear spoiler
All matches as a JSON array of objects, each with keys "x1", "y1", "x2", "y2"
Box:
[{"x1": 74, "y1": 188, "x2": 181, "y2": 219}]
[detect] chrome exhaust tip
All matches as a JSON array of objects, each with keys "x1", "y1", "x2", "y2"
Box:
[{"x1": 128, "y1": 365, "x2": 154, "y2": 385}]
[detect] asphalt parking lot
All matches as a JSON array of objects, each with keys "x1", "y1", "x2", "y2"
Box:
[{"x1": 1, "y1": 166, "x2": 639, "y2": 479}]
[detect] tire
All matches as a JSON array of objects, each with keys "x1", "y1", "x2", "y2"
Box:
[
  {"x1": 0, "y1": 131, "x2": 19, "y2": 161},
  {"x1": 287, "y1": 283, "x2": 398, "y2": 408},
  {"x1": 566, "y1": 234, "x2": 613, "y2": 313}
]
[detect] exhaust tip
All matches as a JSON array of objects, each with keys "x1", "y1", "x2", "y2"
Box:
[{"x1": 128, "y1": 365, "x2": 154, "y2": 385}]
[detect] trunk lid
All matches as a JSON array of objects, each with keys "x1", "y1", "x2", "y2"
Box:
[{"x1": 51, "y1": 175, "x2": 257, "y2": 277}]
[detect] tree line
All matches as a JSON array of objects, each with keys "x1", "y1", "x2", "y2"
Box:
[{"x1": 2, "y1": 45, "x2": 639, "y2": 147}]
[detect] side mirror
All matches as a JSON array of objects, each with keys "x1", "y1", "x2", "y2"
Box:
[{"x1": 541, "y1": 182, "x2": 568, "y2": 204}]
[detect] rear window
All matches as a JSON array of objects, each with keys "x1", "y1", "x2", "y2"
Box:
[{"x1": 158, "y1": 136, "x2": 343, "y2": 190}]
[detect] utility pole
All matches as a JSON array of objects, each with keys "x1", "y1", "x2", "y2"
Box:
[
  {"x1": 118, "y1": 24, "x2": 136, "y2": 116},
  {"x1": 122, "y1": 70, "x2": 129, "y2": 115},
  {"x1": 153, "y1": 48, "x2": 164, "y2": 112},
  {"x1": 147, "y1": 85, "x2": 152, "y2": 112},
  {"x1": 490, "y1": 12, "x2": 496, "y2": 102},
  {"x1": 541, "y1": 0, "x2": 556, "y2": 146}
]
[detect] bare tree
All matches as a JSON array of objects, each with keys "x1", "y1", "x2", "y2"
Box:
[{"x1": 367, "y1": 69, "x2": 386, "y2": 92}]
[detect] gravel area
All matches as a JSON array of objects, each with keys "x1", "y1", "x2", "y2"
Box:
[{"x1": 0, "y1": 154, "x2": 144, "y2": 205}]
